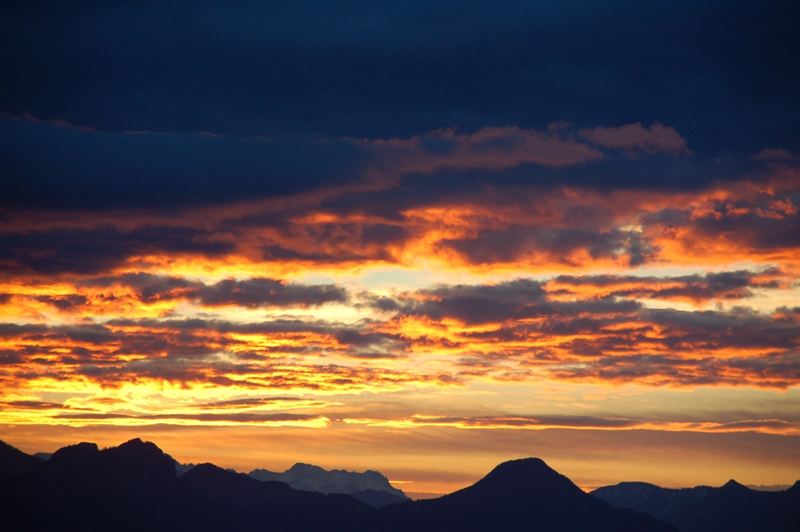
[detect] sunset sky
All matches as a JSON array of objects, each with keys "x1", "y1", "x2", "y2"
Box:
[{"x1": 1, "y1": 1, "x2": 799, "y2": 496}]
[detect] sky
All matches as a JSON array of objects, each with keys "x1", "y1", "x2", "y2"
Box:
[{"x1": 1, "y1": 0, "x2": 799, "y2": 496}]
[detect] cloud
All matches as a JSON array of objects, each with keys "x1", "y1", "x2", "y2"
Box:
[
  {"x1": 0, "y1": 225, "x2": 236, "y2": 274},
  {"x1": 88, "y1": 274, "x2": 348, "y2": 308},
  {"x1": 0, "y1": 115, "x2": 368, "y2": 210},
  {"x1": 0, "y1": 400, "x2": 71, "y2": 410},
  {"x1": 374, "y1": 279, "x2": 640, "y2": 325},
  {"x1": 4, "y1": 2, "x2": 796, "y2": 156},
  {"x1": 1, "y1": 1, "x2": 799, "y2": 474},
  {"x1": 551, "y1": 352, "x2": 800, "y2": 388},
  {"x1": 753, "y1": 148, "x2": 794, "y2": 162},
  {"x1": 3, "y1": 274, "x2": 348, "y2": 314},
  {"x1": 360, "y1": 126, "x2": 604, "y2": 177},
  {"x1": 357, "y1": 278, "x2": 800, "y2": 388},
  {"x1": 642, "y1": 190, "x2": 800, "y2": 266},
  {"x1": 548, "y1": 269, "x2": 782, "y2": 303},
  {"x1": 579, "y1": 122, "x2": 689, "y2": 155},
  {"x1": 53, "y1": 411, "x2": 329, "y2": 426},
  {"x1": 194, "y1": 278, "x2": 347, "y2": 308},
  {"x1": 195, "y1": 397, "x2": 319, "y2": 409},
  {"x1": 392, "y1": 414, "x2": 641, "y2": 429},
  {"x1": 437, "y1": 226, "x2": 654, "y2": 267}
]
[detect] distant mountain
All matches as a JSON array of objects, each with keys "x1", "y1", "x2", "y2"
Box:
[
  {"x1": 174, "y1": 461, "x2": 237, "y2": 476},
  {"x1": 379, "y1": 458, "x2": 675, "y2": 531},
  {"x1": 0, "y1": 438, "x2": 676, "y2": 531},
  {"x1": 592, "y1": 479, "x2": 800, "y2": 532},
  {"x1": 249, "y1": 462, "x2": 408, "y2": 507}
]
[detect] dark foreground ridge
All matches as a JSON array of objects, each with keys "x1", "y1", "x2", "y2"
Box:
[
  {"x1": 0, "y1": 438, "x2": 674, "y2": 531},
  {"x1": 592, "y1": 479, "x2": 800, "y2": 532}
]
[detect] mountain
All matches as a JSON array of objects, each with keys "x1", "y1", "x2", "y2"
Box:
[
  {"x1": 0, "y1": 438, "x2": 375, "y2": 531},
  {"x1": 249, "y1": 462, "x2": 408, "y2": 507},
  {"x1": 592, "y1": 479, "x2": 800, "y2": 532},
  {"x1": 349, "y1": 488, "x2": 408, "y2": 508},
  {"x1": 0, "y1": 439, "x2": 677, "y2": 531},
  {"x1": 175, "y1": 463, "x2": 373, "y2": 531},
  {"x1": 378, "y1": 458, "x2": 676, "y2": 531},
  {"x1": 0, "y1": 440, "x2": 41, "y2": 481}
]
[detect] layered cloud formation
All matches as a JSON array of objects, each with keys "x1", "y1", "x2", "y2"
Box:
[
  {"x1": 1, "y1": 0, "x2": 798, "y2": 493},
  {"x1": 2, "y1": 116, "x2": 798, "y2": 454}
]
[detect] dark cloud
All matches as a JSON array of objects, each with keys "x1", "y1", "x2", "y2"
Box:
[
  {"x1": 579, "y1": 122, "x2": 689, "y2": 154},
  {"x1": 642, "y1": 188, "x2": 800, "y2": 254},
  {"x1": 0, "y1": 116, "x2": 368, "y2": 210},
  {"x1": 552, "y1": 352, "x2": 800, "y2": 388},
  {"x1": 689, "y1": 203, "x2": 800, "y2": 251},
  {"x1": 374, "y1": 279, "x2": 640, "y2": 325},
  {"x1": 438, "y1": 226, "x2": 654, "y2": 266},
  {"x1": 551, "y1": 269, "x2": 781, "y2": 301},
  {"x1": 1, "y1": 400, "x2": 67, "y2": 409},
  {"x1": 1, "y1": 1, "x2": 798, "y2": 212},
  {"x1": 53, "y1": 411, "x2": 323, "y2": 423},
  {"x1": 195, "y1": 278, "x2": 347, "y2": 307},
  {"x1": 38, "y1": 273, "x2": 347, "y2": 308},
  {"x1": 0, "y1": 225, "x2": 235, "y2": 274},
  {"x1": 33, "y1": 295, "x2": 90, "y2": 310},
  {"x1": 710, "y1": 419, "x2": 800, "y2": 431},
  {"x1": 405, "y1": 414, "x2": 640, "y2": 429},
  {"x1": 83, "y1": 273, "x2": 196, "y2": 303},
  {"x1": 3, "y1": 1, "x2": 797, "y2": 150},
  {"x1": 642, "y1": 308, "x2": 800, "y2": 351}
]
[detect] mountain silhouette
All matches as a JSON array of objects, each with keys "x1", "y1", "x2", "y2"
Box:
[
  {"x1": 249, "y1": 461, "x2": 408, "y2": 507},
  {"x1": 1, "y1": 438, "x2": 375, "y2": 531},
  {"x1": 378, "y1": 458, "x2": 675, "y2": 531},
  {"x1": 0, "y1": 440, "x2": 41, "y2": 481},
  {"x1": 0, "y1": 439, "x2": 677, "y2": 531},
  {"x1": 349, "y1": 488, "x2": 408, "y2": 508},
  {"x1": 592, "y1": 478, "x2": 800, "y2": 532}
]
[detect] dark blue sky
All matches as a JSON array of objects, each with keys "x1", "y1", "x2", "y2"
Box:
[{"x1": 2, "y1": 0, "x2": 798, "y2": 208}]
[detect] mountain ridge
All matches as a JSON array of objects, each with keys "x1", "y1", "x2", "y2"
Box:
[
  {"x1": 249, "y1": 460, "x2": 408, "y2": 507},
  {"x1": 0, "y1": 438, "x2": 679, "y2": 531},
  {"x1": 592, "y1": 478, "x2": 800, "y2": 532}
]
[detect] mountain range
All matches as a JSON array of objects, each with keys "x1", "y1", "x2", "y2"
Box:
[
  {"x1": 249, "y1": 462, "x2": 408, "y2": 507},
  {"x1": 1, "y1": 437, "x2": 796, "y2": 531},
  {"x1": 592, "y1": 479, "x2": 800, "y2": 532}
]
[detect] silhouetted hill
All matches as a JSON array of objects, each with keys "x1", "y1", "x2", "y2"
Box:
[
  {"x1": 350, "y1": 488, "x2": 408, "y2": 507},
  {"x1": 249, "y1": 461, "x2": 408, "y2": 507},
  {"x1": 593, "y1": 478, "x2": 800, "y2": 532},
  {"x1": 176, "y1": 462, "x2": 374, "y2": 531},
  {"x1": 379, "y1": 458, "x2": 675, "y2": 531},
  {"x1": 0, "y1": 440, "x2": 41, "y2": 481}
]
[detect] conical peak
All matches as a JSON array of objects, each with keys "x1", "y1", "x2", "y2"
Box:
[
  {"x1": 485, "y1": 457, "x2": 553, "y2": 479},
  {"x1": 722, "y1": 479, "x2": 744, "y2": 489},
  {"x1": 475, "y1": 457, "x2": 580, "y2": 497}
]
